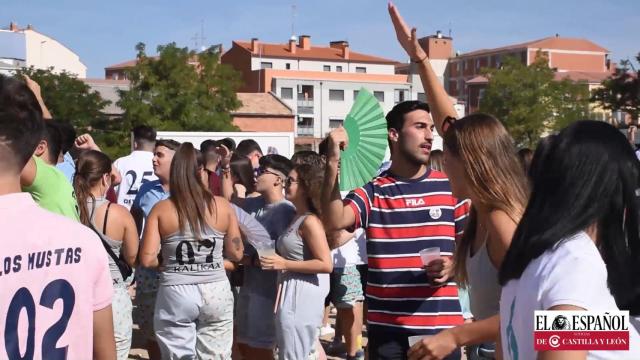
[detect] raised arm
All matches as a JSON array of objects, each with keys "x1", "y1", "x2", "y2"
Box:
[
  {"x1": 388, "y1": 2, "x2": 458, "y2": 134},
  {"x1": 321, "y1": 128, "x2": 356, "y2": 231},
  {"x1": 23, "y1": 75, "x2": 52, "y2": 120}
]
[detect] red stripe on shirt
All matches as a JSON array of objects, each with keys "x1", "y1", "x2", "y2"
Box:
[{"x1": 368, "y1": 312, "x2": 465, "y2": 327}]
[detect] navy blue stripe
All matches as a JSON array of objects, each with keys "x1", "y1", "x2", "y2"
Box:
[
  {"x1": 367, "y1": 239, "x2": 456, "y2": 257},
  {"x1": 368, "y1": 208, "x2": 456, "y2": 226},
  {"x1": 368, "y1": 324, "x2": 449, "y2": 336},
  {"x1": 366, "y1": 298, "x2": 462, "y2": 314},
  {"x1": 367, "y1": 269, "x2": 447, "y2": 286},
  {"x1": 372, "y1": 181, "x2": 452, "y2": 199}
]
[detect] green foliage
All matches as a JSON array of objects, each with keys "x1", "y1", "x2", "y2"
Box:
[
  {"x1": 15, "y1": 66, "x2": 110, "y2": 129},
  {"x1": 592, "y1": 53, "x2": 640, "y2": 121},
  {"x1": 118, "y1": 42, "x2": 242, "y2": 134},
  {"x1": 479, "y1": 54, "x2": 590, "y2": 147}
]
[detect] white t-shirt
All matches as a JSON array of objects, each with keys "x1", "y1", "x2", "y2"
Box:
[
  {"x1": 331, "y1": 191, "x2": 368, "y2": 267},
  {"x1": 114, "y1": 151, "x2": 157, "y2": 209},
  {"x1": 500, "y1": 231, "x2": 640, "y2": 359},
  {"x1": 331, "y1": 228, "x2": 367, "y2": 268}
]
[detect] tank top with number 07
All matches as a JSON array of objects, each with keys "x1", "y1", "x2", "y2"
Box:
[{"x1": 159, "y1": 225, "x2": 226, "y2": 286}]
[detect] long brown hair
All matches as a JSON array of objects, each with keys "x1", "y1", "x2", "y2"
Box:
[
  {"x1": 74, "y1": 150, "x2": 112, "y2": 226},
  {"x1": 443, "y1": 113, "x2": 529, "y2": 286},
  {"x1": 230, "y1": 153, "x2": 256, "y2": 194},
  {"x1": 294, "y1": 163, "x2": 325, "y2": 216},
  {"x1": 169, "y1": 143, "x2": 215, "y2": 239}
]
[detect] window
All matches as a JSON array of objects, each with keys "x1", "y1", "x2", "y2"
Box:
[
  {"x1": 394, "y1": 89, "x2": 407, "y2": 104},
  {"x1": 355, "y1": 67, "x2": 366, "y2": 73},
  {"x1": 417, "y1": 92, "x2": 426, "y2": 102},
  {"x1": 329, "y1": 119, "x2": 344, "y2": 129},
  {"x1": 286, "y1": 63, "x2": 291, "y2": 70},
  {"x1": 336, "y1": 66, "x2": 343, "y2": 72},
  {"x1": 323, "y1": 65, "x2": 331, "y2": 72},
  {"x1": 260, "y1": 62, "x2": 272, "y2": 69},
  {"x1": 476, "y1": 59, "x2": 481, "y2": 69},
  {"x1": 374, "y1": 91, "x2": 385, "y2": 102},
  {"x1": 281, "y1": 87, "x2": 293, "y2": 100},
  {"x1": 353, "y1": 90, "x2": 359, "y2": 100},
  {"x1": 329, "y1": 89, "x2": 344, "y2": 101}
]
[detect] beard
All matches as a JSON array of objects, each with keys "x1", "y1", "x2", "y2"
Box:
[{"x1": 398, "y1": 141, "x2": 430, "y2": 166}]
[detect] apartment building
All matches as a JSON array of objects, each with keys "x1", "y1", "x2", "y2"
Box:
[
  {"x1": 221, "y1": 36, "x2": 456, "y2": 149},
  {"x1": 447, "y1": 35, "x2": 614, "y2": 113}
]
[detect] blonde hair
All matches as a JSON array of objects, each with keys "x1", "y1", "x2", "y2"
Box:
[{"x1": 443, "y1": 113, "x2": 529, "y2": 286}]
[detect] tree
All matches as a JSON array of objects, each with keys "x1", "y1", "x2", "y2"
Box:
[
  {"x1": 118, "y1": 42, "x2": 242, "y2": 133},
  {"x1": 592, "y1": 53, "x2": 640, "y2": 122},
  {"x1": 15, "y1": 66, "x2": 110, "y2": 129},
  {"x1": 479, "y1": 55, "x2": 589, "y2": 147}
]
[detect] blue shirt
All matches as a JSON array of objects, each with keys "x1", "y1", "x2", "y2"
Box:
[
  {"x1": 56, "y1": 152, "x2": 75, "y2": 183},
  {"x1": 132, "y1": 180, "x2": 169, "y2": 218}
]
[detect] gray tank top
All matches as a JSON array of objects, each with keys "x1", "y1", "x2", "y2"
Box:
[
  {"x1": 277, "y1": 214, "x2": 313, "y2": 262},
  {"x1": 466, "y1": 235, "x2": 501, "y2": 320},
  {"x1": 87, "y1": 197, "x2": 124, "y2": 286},
  {"x1": 160, "y1": 224, "x2": 226, "y2": 286}
]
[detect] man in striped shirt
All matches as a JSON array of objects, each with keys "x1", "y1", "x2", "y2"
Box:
[{"x1": 322, "y1": 101, "x2": 468, "y2": 360}]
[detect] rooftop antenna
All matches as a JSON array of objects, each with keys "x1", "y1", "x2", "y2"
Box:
[
  {"x1": 191, "y1": 20, "x2": 207, "y2": 50},
  {"x1": 448, "y1": 21, "x2": 452, "y2": 38},
  {"x1": 291, "y1": 3, "x2": 297, "y2": 40}
]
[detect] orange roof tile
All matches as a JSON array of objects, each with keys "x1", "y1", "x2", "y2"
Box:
[
  {"x1": 466, "y1": 75, "x2": 489, "y2": 84},
  {"x1": 457, "y1": 36, "x2": 608, "y2": 58},
  {"x1": 232, "y1": 92, "x2": 294, "y2": 117},
  {"x1": 233, "y1": 40, "x2": 398, "y2": 64}
]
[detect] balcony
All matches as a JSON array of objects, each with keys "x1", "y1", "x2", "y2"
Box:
[
  {"x1": 297, "y1": 100, "x2": 314, "y2": 114},
  {"x1": 297, "y1": 126, "x2": 314, "y2": 137}
]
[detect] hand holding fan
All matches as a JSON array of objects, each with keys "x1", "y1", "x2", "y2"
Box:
[{"x1": 339, "y1": 88, "x2": 389, "y2": 191}]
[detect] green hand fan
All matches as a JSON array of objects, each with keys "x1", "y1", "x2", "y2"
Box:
[{"x1": 340, "y1": 88, "x2": 389, "y2": 191}]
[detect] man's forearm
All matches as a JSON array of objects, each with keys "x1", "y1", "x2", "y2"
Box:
[
  {"x1": 417, "y1": 59, "x2": 458, "y2": 133},
  {"x1": 321, "y1": 158, "x2": 345, "y2": 230}
]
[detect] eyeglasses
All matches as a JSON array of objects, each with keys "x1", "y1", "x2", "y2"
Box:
[
  {"x1": 285, "y1": 177, "x2": 299, "y2": 187},
  {"x1": 256, "y1": 167, "x2": 281, "y2": 178}
]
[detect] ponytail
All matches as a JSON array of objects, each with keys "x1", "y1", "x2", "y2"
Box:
[{"x1": 73, "y1": 150, "x2": 112, "y2": 226}]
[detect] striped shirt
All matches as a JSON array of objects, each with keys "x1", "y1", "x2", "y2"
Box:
[{"x1": 345, "y1": 169, "x2": 470, "y2": 335}]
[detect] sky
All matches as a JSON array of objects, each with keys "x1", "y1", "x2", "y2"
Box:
[{"x1": 3, "y1": 0, "x2": 638, "y2": 78}]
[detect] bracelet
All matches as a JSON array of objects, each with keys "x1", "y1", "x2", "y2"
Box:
[{"x1": 412, "y1": 54, "x2": 428, "y2": 63}]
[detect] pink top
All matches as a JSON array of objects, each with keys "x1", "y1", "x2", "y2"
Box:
[{"x1": 0, "y1": 193, "x2": 113, "y2": 359}]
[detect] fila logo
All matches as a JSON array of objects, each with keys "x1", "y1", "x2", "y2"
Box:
[{"x1": 405, "y1": 198, "x2": 426, "y2": 207}]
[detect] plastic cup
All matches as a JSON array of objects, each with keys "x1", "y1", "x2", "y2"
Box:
[
  {"x1": 257, "y1": 247, "x2": 276, "y2": 258},
  {"x1": 419, "y1": 247, "x2": 440, "y2": 266},
  {"x1": 408, "y1": 335, "x2": 424, "y2": 347}
]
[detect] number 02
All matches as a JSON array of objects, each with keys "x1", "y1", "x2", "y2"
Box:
[{"x1": 4, "y1": 279, "x2": 76, "y2": 360}]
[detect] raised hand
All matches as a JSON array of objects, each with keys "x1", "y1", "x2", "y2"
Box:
[
  {"x1": 326, "y1": 127, "x2": 349, "y2": 162},
  {"x1": 388, "y1": 2, "x2": 428, "y2": 62},
  {"x1": 75, "y1": 133, "x2": 100, "y2": 151}
]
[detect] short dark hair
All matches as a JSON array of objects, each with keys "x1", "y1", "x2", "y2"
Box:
[
  {"x1": 56, "y1": 121, "x2": 76, "y2": 154},
  {"x1": 200, "y1": 139, "x2": 218, "y2": 153},
  {"x1": 259, "y1": 154, "x2": 292, "y2": 178},
  {"x1": 236, "y1": 139, "x2": 263, "y2": 157},
  {"x1": 43, "y1": 121, "x2": 63, "y2": 164},
  {"x1": 218, "y1": 137, "x2": 236, "y2": 152},
  {"x1": 155, "y1": 139, "x2": 181, "y2": 151},
  {"x1": 0, "y1": 75, "x2": 44, "y2": 172},
  {"x1": 133, "y1": 125, "x2": 156, "y2": 144},
  {"x1": 291, "y1": 150, "x2": 324, "y2": 168},
  {"x1": 385, "y1": 100, "x2": 430, "y2": 131}
]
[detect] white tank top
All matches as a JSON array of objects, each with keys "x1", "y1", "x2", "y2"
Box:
[{"x1": 467, "y1": 236, "x2": 501, "y2": 320}]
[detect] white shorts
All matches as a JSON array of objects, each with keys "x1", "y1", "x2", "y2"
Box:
[{"x1": 154, "y1": 281, "x2": 234, "y2": 359}]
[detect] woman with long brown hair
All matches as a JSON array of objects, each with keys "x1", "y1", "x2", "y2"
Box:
[
  {"x1": 390, "y1": 4, "x2": 529, "y2": 359},
  {"x1": 139, "y1": 142, "x2": 244, "y2": 359},
  {"x1": 260, "y1": 163, "x2": 333, "y2": 360},
  {"x1": 74, "y1": 149, "x2": 139, "y2": 360}
]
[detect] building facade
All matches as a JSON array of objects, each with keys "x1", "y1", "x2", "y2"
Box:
[
  {"x1": 221, "y1": 35, "x2": 454, "y2": 149},
  {"x1": 0, "y1": 22, "x2": 86, "y2": 77},
  {"x1": 446, "y1": 36, "x2": 614, "y2": 113}
]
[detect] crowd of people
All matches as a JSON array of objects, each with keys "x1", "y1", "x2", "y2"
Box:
[{"x1": 1, "y1": 3, "x2": 639, "y2": 360}]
